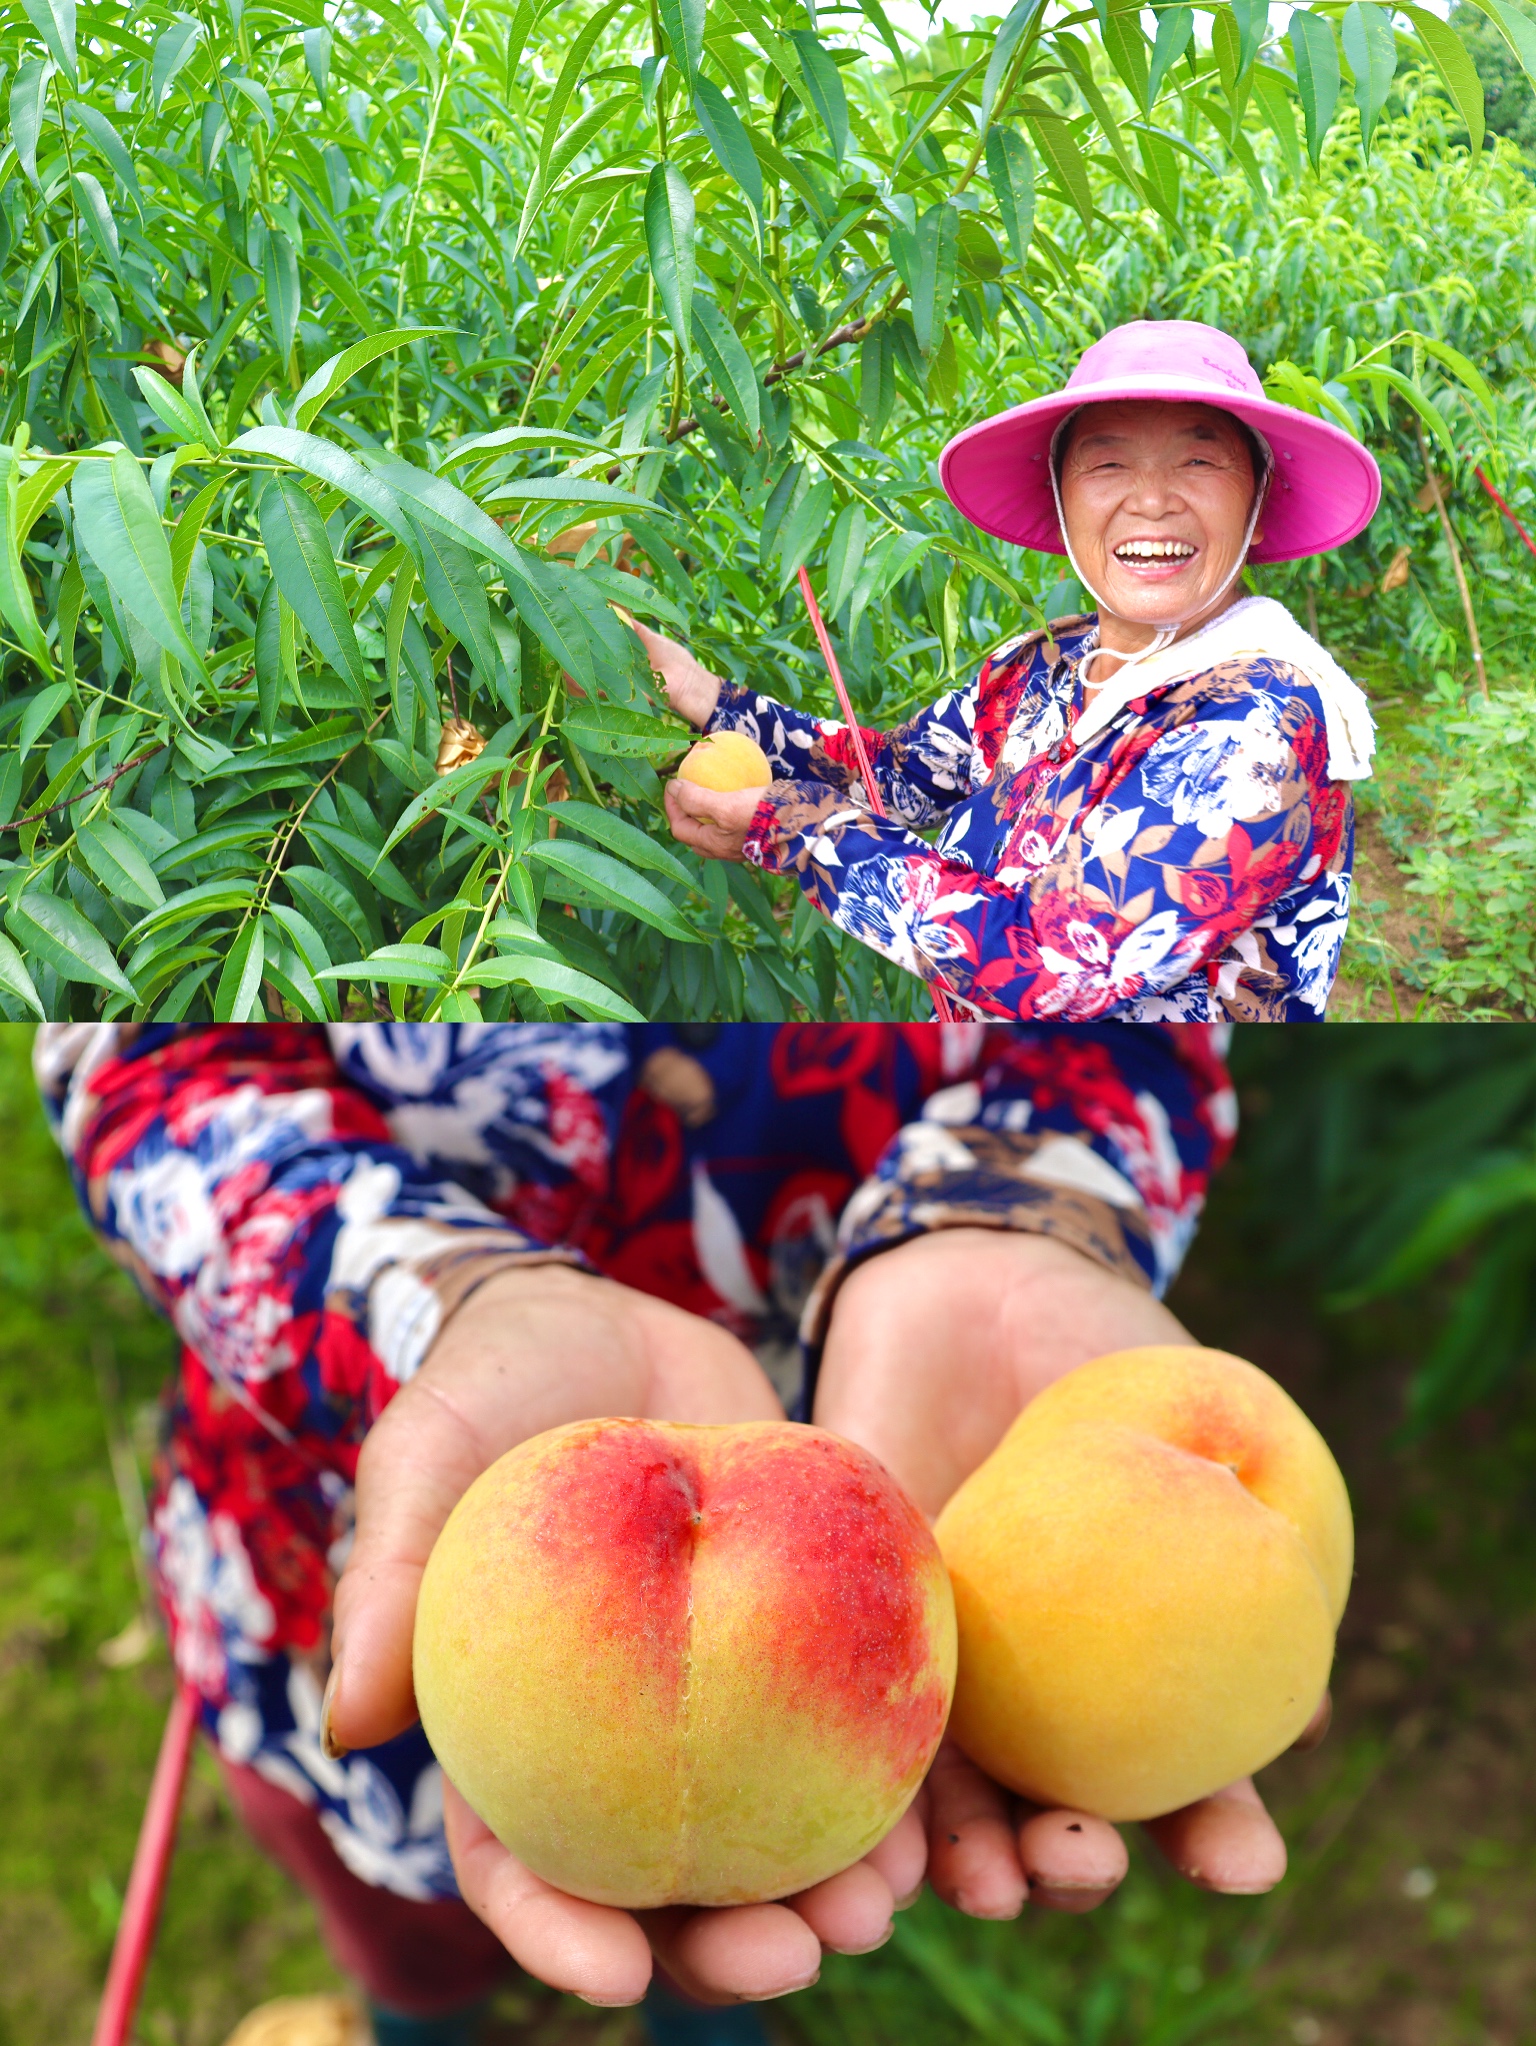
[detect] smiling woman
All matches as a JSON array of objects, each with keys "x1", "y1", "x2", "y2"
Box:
[{"x1": 651, "y1": 320, "x2": 1383, "y2": 1023}]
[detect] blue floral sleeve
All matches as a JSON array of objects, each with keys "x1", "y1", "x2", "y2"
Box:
[
  {"x1": 741, "y1": 670, "x2": 1344, "y2": 1020},
  {"x1": 707, "y1": 674, "x2": 980, "y2": 827}
]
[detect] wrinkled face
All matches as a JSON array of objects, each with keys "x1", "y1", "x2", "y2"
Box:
[{"x1": 1057, "y1": 401, "x2": 1261, "y2": 629}]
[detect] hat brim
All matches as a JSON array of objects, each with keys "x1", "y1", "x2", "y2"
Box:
[{"x1": 938, "y1": 375, "x2": 1382, "y2": 564}]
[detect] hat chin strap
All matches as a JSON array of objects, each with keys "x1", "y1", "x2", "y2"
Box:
[{"x1": 1047, "y1": 411, "x2": 1273, "y2": 690}]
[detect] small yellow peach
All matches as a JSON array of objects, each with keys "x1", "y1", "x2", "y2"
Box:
[{"x1": 677, "y1": 732, "x2": 772, "y2": 792}]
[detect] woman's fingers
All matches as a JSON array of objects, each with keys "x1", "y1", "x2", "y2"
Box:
[
  {"x1": 1016, "y1": 1807, "x2": 1129, "y2": 1913},
  {"x1": 640, "y1": 1903, "x2": 823, "y2": 2005},
  {"x1": 664, "y1": 777, "x2": 759, "y2": 862},
  {"x1": 787, "y1": 1860, "x2": 896, "y2": 1954},
  {"x1": 923, "y1": 1741, "x2": 1027, "y2": 1920},
  {"x1": 325, "y1": 1371, "x2": 492, "y2": 1753},
  {"x1": 444, "y1": 1780, "x2": 653, "y2": 2006},
  {"x1": 1143, "y1": 1776, "x2": 1288, "y2": 1894},
  {"x1": 865, "y1": 1802, "x2": 928, "y2": 1909}
]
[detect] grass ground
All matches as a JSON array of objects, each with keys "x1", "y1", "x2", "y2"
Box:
[{"x1": 3, "y1": 1025, "x2": 1535, "y2": 2046}]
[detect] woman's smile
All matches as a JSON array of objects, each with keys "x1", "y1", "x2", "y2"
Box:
[{"x1": 1110, "y1": 535, "x2": 1202, "y2": 579}]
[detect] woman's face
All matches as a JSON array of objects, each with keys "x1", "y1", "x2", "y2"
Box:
[{"x1": 1057, "y1": 401, "x2": 1260, "y2": 631}]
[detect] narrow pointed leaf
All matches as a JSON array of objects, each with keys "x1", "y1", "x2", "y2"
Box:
[
  {"x1": 75, "y1": 817, "x2": 166, "y2": 910},
  {"x1": 458, "y1": 952, "x2": 645, "y2": 1019},
  {"x1": 789, "y1": 29, "x2": 849, "y2": 164},
  {"x1": 8, "y1": 889, "x2": 136, "y2": 996},
  {"x1": 257, "y1": 474, "x2": 367, "y2": 694},
  {"x1": 693, "y1": 79, "x2": 765, "y2": 237},
  {"x1": 692, "y1": 298, "x2": 761, "y2": 439},
  {"x1": 645, "y1": 161, "x2": 697, "y2": 348},
  {"x1": 658, "y1": 0, "x2": 704, "y2": 89},
  {"x1": 71, "y1": 448, "x2": 203, "y2": 672},
  {"x1": 981, "y1": 0, "x2": 1046, "y2": 125},
  {"x1": 0, "y1": 933, "x2": 45, "y2": 1018},
  {"x1": 985, "y1": 125, "x2": 1035, "y2": 266},
  {"x1": 11, "y1": 58, "x2": 53, "y2": 184},
  {"x1": 20, "y1": 0, "x2": 76, "y2": 82},
  {"x1": 1342, "y1": 0, "x2": 1398, "y2": 156},
  {"x1": 1289, "y1": 9, "x2": 1342, "y2": 169}
]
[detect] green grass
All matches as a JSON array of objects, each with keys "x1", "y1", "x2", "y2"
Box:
[{"x1": 4, "y1": 1024, "x2": 1536, "y2": 2045}]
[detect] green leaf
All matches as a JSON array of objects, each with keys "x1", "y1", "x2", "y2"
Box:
[
  {"x1": 232, "y1": 426, "x2": 420, "y2": 561},
  {"x1": 133, "y1": 366, "x2": 211, "y2": 446},
  {"x1": 20, "y1": 0, "x2": 76, "y2": 83},
  {"x1": 1025, "y1": 111, "x2": 1094, "y2": 229},
  {"x1": 67, "y1": 103, "x2": 142, "y2": 204},
  {"x1": 1288, "y1": 9, "x2": 1342, "y2": 170},
  {"x1": 693, "y1": 79, "x2": 765, "y2": 239},
  {"x1": 11, "y1": 58, "x2": 54, "y2": 185},
  {"x1": 317, "y1": 944, "x2": 451, "y2": 988},
  {"x1": 563, "y1": 701, "x2": 690, "y2": 757},
  {"x1": 294, "y1": 328, "x2": 452, "y2": 433},
  {"x1": 775, "y1": 475, "x2": 835, "y2": 593},
  {"x1": 823, "y1": 499, "x2": 868, "y2": 619},
  {"x1": 790, "y1": 29, "x2": 850, "y2": 165},
  {"x1": 458, "y1": 951, "x2": 645, "y2": 1019},
  {"x1": 659, "y1": 0, "x2": 704, "y2": 90},
  {"x1": 1250, "y1": 65, "x2": 1303, "y2": 180},
  {"x1": 526, "y1": 839, "x2": 699, "y2": 943},
  {"x1": 692, "y1": 298, "x2": 761, "y2": 440},
  {"x1": 981, "y1": 0, "x2": 1045, "y2": 126},
  {"x1": 150, "y1": 17, "x2": 201, "y2": 110},
  {"x1": 1148, "y1": 5, "x2": 1194, "y2": 104},
  {"x1": 645, "y1": 162, "x2": 697, "y2": 349},
  {"x1": 72, "y1": 171, "x2": 123, "y2": 282},
  {"x1": 7, "y1": 888, "x2": 136, "y2": 997},
  {"x1": 985, "y1": 125, "x2": 1035, "y2": 267},
  {"x1": 413, "y1": 521, "x2": 500, "y2": 679},
  {"x1": 1399, "y1": 6, "x2": 1484, "y2": 152},
  {"x1": 257, "y1": 474, "x2": 368, "y2": 696},
  {"x1": 212, "y1": 918, "x2": 266, "y2": 1021},
  {"x1": 15, "y1": 681, "x2": 65, "y2": 763},
  {"x1": 303, "y1": 819, "x2": 421, "y2": 911},
  {"x1": 547, "y1": 799, "x2": 699, "y2": 891},
  {"x1": 263, "y1": 230, "x2": 301, "y2": 367},
  {"x1": 1342, "y1": 0, "x2": 1398, "y2": 157},
  {"x1": 899, "y1": 200, "x2": 960, "y2": 357},
  {"x1": 71, "y1": 448, "x2": 203, "y2": 674},
  {"x1": 535, "y1": 0, "x2": 629, "y2": 186},
  {"x1": 1463, "y1": 0, "x2": 1536, "y2": 91},
  {"x1": 74, "y1": 817, "x2": 166, "y2": 910},
  {"x1": 1102, "y1": 5, "x2": 1150, "y2": 113},
  {"x1": 0, "y1": 932, "x2": 45, "y2": 1018},
  {"x1": 379, "y1": 756, "x2": 508, "y2": 855}
]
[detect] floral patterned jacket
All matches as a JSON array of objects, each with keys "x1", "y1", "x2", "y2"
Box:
[
  {"x1": 710, "y1": 615, "x2": 1353, "y2": 1023},
  {"x1": 38, "y1": 1021, "x2": 1231, "y2": 1900}
]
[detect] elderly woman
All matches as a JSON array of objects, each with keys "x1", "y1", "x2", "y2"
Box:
[{"x1": 648, "y1": 319, "x2": 1381, "y2": 1022}]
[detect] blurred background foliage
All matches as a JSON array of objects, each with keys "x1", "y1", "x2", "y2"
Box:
[
  {"x1": 5, "y1": 1020, "x2": 1536, "y2": 2045},
  {"x1": 0, "y1": 0, "x2": 1530, "y2": 1022}
]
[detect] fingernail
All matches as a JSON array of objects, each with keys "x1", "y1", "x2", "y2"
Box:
[
  {"x1": 894, "y1": 1884, "x2": 924, "y2": 1911},
  {"x1": 741, "y1": 1975, "x2": 819, "y2": 2001},
  {"x1": 834, "y1": 1924, "x2": 894, "y2": 1955},
  {"x1": 576, "y1": 1994, "x2": 645, "y2": 2008},
  {"x1": 320, "y1": 1659, "x2": 350, "y2": 1761}
]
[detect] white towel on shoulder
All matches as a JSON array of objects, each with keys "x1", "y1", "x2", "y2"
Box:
[{"x1": 1067, "y1": 594, "x2": 1376, "y2": 781}]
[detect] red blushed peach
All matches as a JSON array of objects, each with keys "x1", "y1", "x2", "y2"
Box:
[
  {"x1": 936, "y1": 1346, "x2": 1353, "y2": 1822},
  {"x1": 413, "y1": 1419, "x2": 956, "y2": 1908}
]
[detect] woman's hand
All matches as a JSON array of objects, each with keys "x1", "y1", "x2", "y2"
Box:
[
  {"x1": 628, "y1": 617, "x2": 724, "y2": 729},
  {"x1": 814, "y1": 1227, "x2": 1307, "y2": 1916},
  {"x1": 665, "y1": 775, "x2": 761, "y2": 862},
  {"x1": 325, "y1": 1264, "x2": 920, "y2": 2007}
]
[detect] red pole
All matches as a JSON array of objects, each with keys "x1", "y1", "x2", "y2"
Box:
[
  {"x1": 1474, "y1": 465, "x2": 1536, "y2": 563},
  {"x1": 795, "y1": 567, "x2": 960, "y2": 1022},
  {"x1": 92, "y1": 1683, "x2": 200, "y2": 2046}
]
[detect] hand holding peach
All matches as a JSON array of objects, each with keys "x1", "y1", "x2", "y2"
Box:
[{"x1": 414, "y1": 1418, "x2": 955, "y2": 1908}]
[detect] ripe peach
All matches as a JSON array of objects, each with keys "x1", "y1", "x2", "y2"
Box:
[
  {"x1": 413, "y1": 1419, "x2": 956, "y2": 1908},
  {"x1": 676, "y1": 731, "x2": 772, "y2": 791},
  {"x1": 934, "y1": 1346, "x2": 1352, "y2": 1822}
]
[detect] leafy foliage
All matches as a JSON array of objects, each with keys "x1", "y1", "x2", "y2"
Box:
[
  {"x1": 1229, "y1": 1025, "x2": 1536, "y2": 1435},
  {"x1": 0, "y1": 0, "x2": 1525, "y2": 1021}
]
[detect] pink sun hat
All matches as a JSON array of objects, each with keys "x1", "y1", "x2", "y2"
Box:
[{"x1": 939, "y1": 319, "x2": 1381, "y2": 565}]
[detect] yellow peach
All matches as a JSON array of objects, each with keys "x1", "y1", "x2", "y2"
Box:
[
  {"x1": 934, "y1": 1346, "x2": 1352, "y2": 1821},
  {"x1": 413, "y1": 1418, "x2": 955, "y2": 1907},
  {"x1": 676, "y1": 732, "x2": 773, "y2": 791}
]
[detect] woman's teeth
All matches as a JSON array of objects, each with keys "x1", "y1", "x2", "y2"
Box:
[{"x1": 1114, "y1": 540, "x2": 1197, "y2": 560}]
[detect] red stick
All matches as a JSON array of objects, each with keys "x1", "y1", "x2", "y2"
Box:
[
  {"x1": 92, "y1": 1684, "x2": 200, "y2": 2046},
  {"x1": 795, "y1": 567, "x2": 959, "y2": 1022},
  {"x1": 1475, "y1": 465, "x2": 1536, "y2": 562}
]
